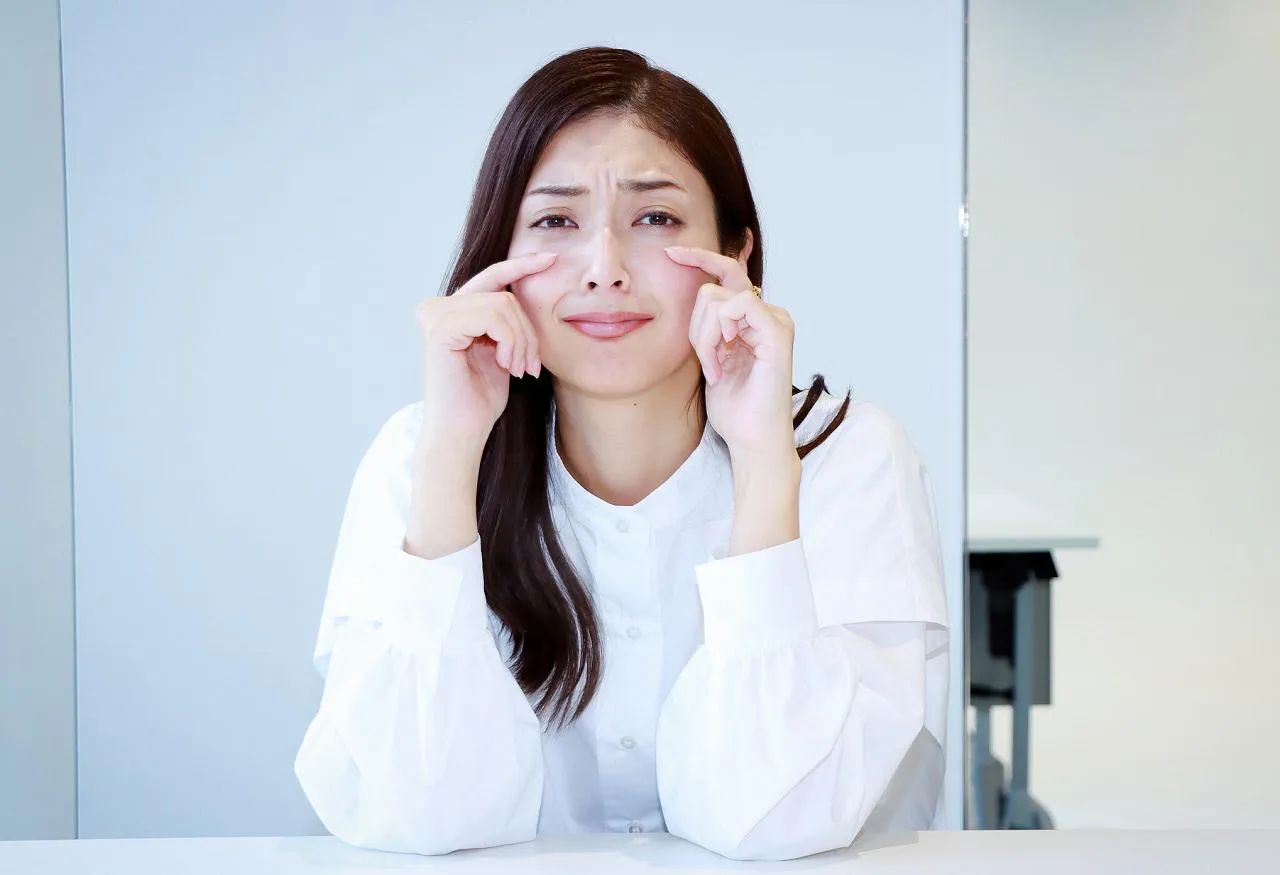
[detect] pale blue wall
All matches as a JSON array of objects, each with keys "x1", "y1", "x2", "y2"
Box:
[{"x1": 55, "y1": 0, "x2": 965, "y2": 838}]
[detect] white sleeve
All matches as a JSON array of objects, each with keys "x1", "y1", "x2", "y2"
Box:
[
  {"x1": 293, "y1": 404, "x2": 544, "y2": 855},
  {"x1": 655, "y1": 405, "x2": 950, "y2": 861}
]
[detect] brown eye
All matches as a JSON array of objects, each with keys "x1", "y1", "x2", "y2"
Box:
[
  {"x1": 532, "y1": 214, "x2": 574, "y2": 229},
  {"x1": 638, "y1": 211, "x2": 682, "y2": 228}
]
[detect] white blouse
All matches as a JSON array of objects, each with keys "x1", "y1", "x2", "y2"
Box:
[{"x1": 294, "y1": 391, "x2": 949, "y2": 861}]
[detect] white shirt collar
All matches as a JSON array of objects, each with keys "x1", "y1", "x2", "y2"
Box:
[{"x1": 547, "y1": 398, "x2": 729, "y2": 532}]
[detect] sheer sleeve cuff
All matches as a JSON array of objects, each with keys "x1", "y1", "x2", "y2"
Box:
[
  {"x1": 366, "y1": 536, "x2": 489, "y2": 653},
  {"x1": 694, "y1": 538, "x2": 819, "y2": 656}
]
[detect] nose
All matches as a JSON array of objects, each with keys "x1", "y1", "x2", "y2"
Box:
[{"x1": 581, "y1": 227, "x2": 630, "y2": 294}]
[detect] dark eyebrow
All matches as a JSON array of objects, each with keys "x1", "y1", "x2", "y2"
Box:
[{"x1": 526, "y1": 178, "x2": 686, "y2": 198}]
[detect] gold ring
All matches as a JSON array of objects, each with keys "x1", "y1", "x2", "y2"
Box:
[{"x1": 750, "y1": 284, "x2": 763, "y2": 298}]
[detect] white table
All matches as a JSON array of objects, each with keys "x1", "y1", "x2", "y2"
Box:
[
  {"x1": 966, "y1": 535, "x2": 1100, "y2": 828},
  {"x1": 966, "y1": 536, "x2": 1101, "y2": 552},
  {"x1": 2, "y1": 831, "x2": 1277, "y2": 873}
]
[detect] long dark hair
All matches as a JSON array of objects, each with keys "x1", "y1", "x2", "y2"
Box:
[{"x1": 440, "y1": 47, "x2": 850, "y2": 729}]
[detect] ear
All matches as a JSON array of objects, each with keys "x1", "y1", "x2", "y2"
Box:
[{"x1": 726, "y1": 227, "x2": 754, "y2": 272}]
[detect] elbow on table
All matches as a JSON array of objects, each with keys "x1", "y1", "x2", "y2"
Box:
[
  {"x1": 662, "y1": 722, "x2": 943, "y2": 862},
  {"x1": 672, "y1": 815, "x2": 861, "y2": 863},
  {"x1": 299, "y1": 771, "x2": 537, "y2": 857},
  {"x1": 294, "y1": 729, "x2": 537, "y2": 856}
]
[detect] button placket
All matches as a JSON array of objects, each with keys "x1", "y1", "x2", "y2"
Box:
[{"x1": 595, "y1": 512, "x2": 661, "y2": 834}]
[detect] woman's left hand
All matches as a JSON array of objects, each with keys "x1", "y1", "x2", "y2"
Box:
[{"x1": 665, "y1": 245, "x2": 796, "y2": 457}]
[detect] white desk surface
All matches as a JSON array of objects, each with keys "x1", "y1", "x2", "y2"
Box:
[
  {"x1": 967, "y1": 535, "x2": 1100, "y2": 553},
  {"x1": 2, "y1": 830, "x2": 1277, "y2": 874}
]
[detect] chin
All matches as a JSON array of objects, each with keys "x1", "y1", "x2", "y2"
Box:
[
  {"x1": 549, "y1": 354, "x2": 699, "y2": 402},
  {"x1": 553, "y1": 367, "x2": 660, "y2": 400}
]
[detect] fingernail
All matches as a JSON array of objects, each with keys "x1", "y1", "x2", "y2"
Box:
[
  {"x1": 665, "y1": 246, "x2": 683, "y2": 252},
  {"x1": 536, "y1": 251, "x2": 557, "y2": 260}
]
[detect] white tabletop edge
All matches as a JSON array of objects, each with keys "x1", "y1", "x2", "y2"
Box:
[
  {"x1": 3, "y1": 830, "x2": 1279, "y2": 875},
  {"x1": 966, "y1": 536, "x2": 1101, "y2": 552}
]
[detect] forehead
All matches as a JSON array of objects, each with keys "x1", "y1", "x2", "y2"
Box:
[{"x1": 528, "y1": 114, "x2": 700, "y2": 185}]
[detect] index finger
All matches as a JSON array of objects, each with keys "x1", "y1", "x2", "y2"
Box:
[
  {"x1": 458, "y1": 251, "x2": 557, "y2": 295},
  {"x1": 664, "y1": 245, "x2": 749, "y2": 288}
]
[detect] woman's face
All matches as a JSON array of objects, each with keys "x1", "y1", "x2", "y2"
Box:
[{"x1": 507, "y1": 113, "x2": 741, "y2": 400}]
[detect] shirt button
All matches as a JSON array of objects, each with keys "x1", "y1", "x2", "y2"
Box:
[
  {"x1": 626, "y1": 626, "x2": 641, "y2": 640},
  {"x1": 628, "y1": 822, "x2": 644, "y2": 833},
  {"x1": 615, "y1": 518, "x2": 629, "y2": 533},
  {"x1": 620, "y1": 736, "x2": 636, "y2": 750}
]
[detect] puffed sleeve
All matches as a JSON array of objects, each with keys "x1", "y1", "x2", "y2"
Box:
[
  {"x1": 294, "y1": 403, "x2": 544, "y2": 855},
  {"x1": 655, "y1": 403, "x2": 949, "y2": 861}
]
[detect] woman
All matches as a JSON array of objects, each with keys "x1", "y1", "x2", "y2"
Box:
[{"x1": 295, "y1": 46, "x2": 948, "y2": 862}]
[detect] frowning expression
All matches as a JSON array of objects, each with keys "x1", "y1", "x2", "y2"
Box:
[{"x1": 507, "y1": 113, "x2": 722, "y2": 399}]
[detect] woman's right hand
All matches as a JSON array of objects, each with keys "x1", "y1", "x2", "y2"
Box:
[{"x1": 415, "y1": 252, "x2": 557, "y2": 446}]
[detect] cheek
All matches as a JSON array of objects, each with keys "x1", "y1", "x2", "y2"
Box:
[
  {"x1": 510, "y1": 271, "x2": 559, "y2": 325},
  {"x1": 640, "y1": 253, "x2": 704, "y2": 318}
]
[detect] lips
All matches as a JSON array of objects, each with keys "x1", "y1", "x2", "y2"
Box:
[{"x1": 564, "y1": 312, "x2": 653, "y2": 339}]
